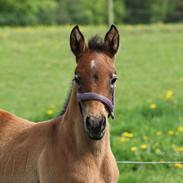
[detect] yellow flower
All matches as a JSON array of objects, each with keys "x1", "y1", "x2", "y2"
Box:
[
  {"x1": 149, "y1": 103, "x2": 157, "y2": 110},
  {"x1": 156, "y1": 131, "x2": 162, "y2": 136},
  {"x1": 177, "y1": 126, "x2": 183, "y2": 132},
  {"x1": 165, "y1": 90, "x2": 173, "y2": 100},
  {"x1": 140, "y1": 144, "x2": 148, "y2": 150},
  {"x1": 119, "y1": 137, "x2": 129, "y2": 143},
  {"x1": 131, "y1": 146, "x2": 137, "y2": 153},
  {"x1": 47, "y1": 109, "x2": 53, "y2": 115},
  {"x1": 174, "y1": 163, "x2": 183, "y2": 168},
  {"x1": 168, "y1": 130, "x2": 174, "y2": 136},
  {"x1": 175, "y1": 147, "x2": 183, "y2": 153},
  {"x1": 122, "y1": 132, "x2": 134, "y2": 139}
]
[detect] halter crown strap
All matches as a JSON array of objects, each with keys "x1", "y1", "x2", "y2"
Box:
[{"x1": 77, "y1": 92, "x2": 114, "y2": 118}]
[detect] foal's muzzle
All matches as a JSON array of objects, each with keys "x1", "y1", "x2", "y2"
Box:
[{"x1": 85, "y1": 116, "x2": 106, "y2": 140}]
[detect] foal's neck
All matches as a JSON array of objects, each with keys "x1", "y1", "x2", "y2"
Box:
[{"x1": 61, "y1": 85, "x2": 109, "y2": 158}]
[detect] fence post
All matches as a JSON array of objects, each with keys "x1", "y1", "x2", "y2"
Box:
[{"x1": 108, "y1": 0, "x2": 113, "y2": 26}]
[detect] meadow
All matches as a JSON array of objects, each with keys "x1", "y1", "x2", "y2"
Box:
[{"x1": 0, "y1": 24, "x2": 183, "y2": 182}]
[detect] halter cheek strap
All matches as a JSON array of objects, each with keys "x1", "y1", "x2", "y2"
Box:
[{"x1": 77, "y1": 92, "x2": 115, "y2": 119}]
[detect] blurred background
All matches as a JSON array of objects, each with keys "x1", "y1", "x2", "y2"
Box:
[
  {"x1": 0, "y1": 0, "x2": 183, "y2": 26},
  {"x1": 0, "y1": 0, "x2": 183, "y2": 183}
]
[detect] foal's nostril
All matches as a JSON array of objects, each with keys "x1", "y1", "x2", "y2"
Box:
[
  {"x1": 100, "y1": 117, "x2": 106, "y2": 131},
  {"x1": 86, "y1": 117, "x2": 92, "y2": 130}
]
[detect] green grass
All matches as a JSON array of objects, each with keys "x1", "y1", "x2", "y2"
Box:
[{"x1": 0, "y1": 24, "x2": 183, "y2": 182}]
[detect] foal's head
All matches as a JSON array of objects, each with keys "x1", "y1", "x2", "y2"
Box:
[{"x1": 70, "y1": 25, "x2": 120, "y2": 140}]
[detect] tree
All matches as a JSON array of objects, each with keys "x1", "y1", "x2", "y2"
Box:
[
  {"x1": 150, "y1": 0, "x2": 177, "y2": 22},
  {"x1": 0, "y1": 0, "x2": 57, "y2": 25}
]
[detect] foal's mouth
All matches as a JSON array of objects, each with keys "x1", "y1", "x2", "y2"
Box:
[
  {"x1": 87, "y1": 130, "x2": 105, "y2": 140},
  {"x1": 84, "y1": 116, "x2": 106, "y2": 140}
]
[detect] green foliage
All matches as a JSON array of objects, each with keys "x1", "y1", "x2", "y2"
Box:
[
  {"x1": 123, "y1": 0, "x2": 152, "y2": 23},
  {"x1": 0, "y1": 0, "x2": 57, "y2": 25},
  {"x1": 123, "y1": 0, "x2": 181, "y2": 24},
  {"x1": 56, "y1": 0, "x2": 108, "y2": 24},
  {"x1": 114, "y1": 0, "x2": 126, "y2": 24},
  {"x1": 150, "y1": 0, "x2": 176, "y2": 22},
  {"x1": 0, "y1": 0, "x2": 182, "y2": 25},
  {"x1": 166, "y1": 0, "x2": 183, "y2": 22}
]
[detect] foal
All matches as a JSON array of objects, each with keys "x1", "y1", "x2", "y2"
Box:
[{"x1": 0, "y1": 25, "x2": 120, "y2": 183}]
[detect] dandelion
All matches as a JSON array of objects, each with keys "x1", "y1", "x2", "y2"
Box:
[
  {"x1": 119, "y1": 137, "x2": 129, "y2": 143},
  {"x1": 149, "y1": 103, "x2": 157, "y2": 110},
  {"x1": 174, "y1": 163, "x2": 183, "y2": 168},
  {"x1": 156, "y1": 131, "x2": 162, "y2": 136},
  {"x1": 47, "y1": 109, "x2": 54, "y2": 116},
  {"x1": 122, "y1": 132, "x2": 134, "y2": 139},
  {"x1": 175, "y1": 147, "x2": 183, "y2": 153},
  {"x1": 165, "y1": 90, "x2": 173, "y2": 100},
  {"x1": 131, "y1": 146, "x2": 137, "y2": 153},
  {"x1": 168, "y1": 130, "x2": 174, "y2": 136},
  {"x1": 140, "y1": 144, "x2": 148, "y2": 150},
  {"x1": 177, "y1": 126, "x2": 183, "y2": 132}
]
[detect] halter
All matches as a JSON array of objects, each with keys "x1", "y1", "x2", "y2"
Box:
[{"x1": 77, "y1": 91, "x2": 115, "y2": 119}]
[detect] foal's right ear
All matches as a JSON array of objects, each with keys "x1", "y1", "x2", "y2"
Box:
[
  {"x1": 104, "y1": 25, "x2": 120, "y2": 57},
  {"x1": 70, "y1": 25, "x2": 85, "y2": 58}
]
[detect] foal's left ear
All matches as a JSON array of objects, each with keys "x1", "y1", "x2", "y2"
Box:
[
  {"x1": 104, "y1": 25, "x2": 120, "y2": 57},
  {"x1": 70, "y1": 25, "x2": 85, "y2": 59}
]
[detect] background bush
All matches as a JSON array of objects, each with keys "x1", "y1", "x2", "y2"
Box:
[{"x1": 0, "y1": 0, "x2": 182, "y2": 25}]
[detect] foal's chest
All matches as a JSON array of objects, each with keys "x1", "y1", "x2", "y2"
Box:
[
  {"x1": 39, "y1": 160, "x2": 114, "y2": 183},
  {"x1": 60, "y1": 158, "x2": 116, "y2": 183}
]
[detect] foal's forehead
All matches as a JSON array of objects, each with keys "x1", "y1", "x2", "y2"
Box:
[{"x1": 76, "y1": 52, "x2": 115, "y2": 74}]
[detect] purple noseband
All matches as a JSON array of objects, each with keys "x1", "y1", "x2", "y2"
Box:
[{"x1": 77, "y1": 92, "x2": 114, "y2": 118}]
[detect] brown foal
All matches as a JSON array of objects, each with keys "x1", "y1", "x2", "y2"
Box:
[{"x1": 0, "y1": 25, "x2": 120, "y2": 183}]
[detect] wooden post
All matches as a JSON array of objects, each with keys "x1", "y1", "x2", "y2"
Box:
[{"x1": 108, "y1": 0, "x2": 113, "y2": 26}]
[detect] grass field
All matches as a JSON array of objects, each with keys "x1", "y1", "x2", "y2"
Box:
[{"x1": 0, "y1": 24, "x2": 183, "y2": 182}]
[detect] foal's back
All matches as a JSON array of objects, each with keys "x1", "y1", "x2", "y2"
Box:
[{"x1": 0, "y1": 109, "x2": 56, "y2": 183}]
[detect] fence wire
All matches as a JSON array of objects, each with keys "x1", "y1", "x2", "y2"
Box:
[{"x1": 117, "y1": 161, "x2": 183, "y2": 165}]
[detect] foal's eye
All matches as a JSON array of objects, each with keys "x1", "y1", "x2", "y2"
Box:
[
  {"x1": 74, "y1": 76, "x2": 81, "y2": 86},
  {"x1": 111, "y1": 77, "x2": 117, "y2": 85},
  {"x1": 110, "y1": 76, "x2": 117, "y2": 88}
]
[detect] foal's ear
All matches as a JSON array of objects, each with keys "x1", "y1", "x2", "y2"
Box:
[
  {"x1": 104, "y1": 25, "x2": 120, "y2": 57},
  {"x1": 70, "y1": 25, "x2": 85, "y2": 58}
]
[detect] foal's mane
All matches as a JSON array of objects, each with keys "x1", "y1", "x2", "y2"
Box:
[
  {"x1": 59, "y1": 84, "x2": 73, "y2": 116},
  {"x1": 59, "y1": 36, "x2": 104, "y2": 116},
  {"x1": 88, "y1": 36, "x2": 105, "y2": 52}
]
